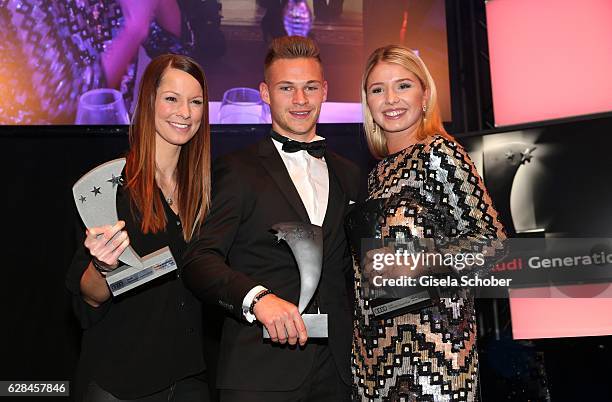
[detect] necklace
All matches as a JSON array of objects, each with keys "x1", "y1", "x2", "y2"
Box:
[
  {"x1": 156, "y1": 166, "x2": 177, "y2": 207},
  {"x1": 161, "y1": 181, "x2": 177, "y2": 206}
]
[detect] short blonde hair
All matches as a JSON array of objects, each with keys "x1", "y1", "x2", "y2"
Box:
[
  {"x1": 361, "y1": 45, "x2": 451, "y2": 159},
  {"x1": 264, "y1": 36, "x2": 322, "y2": 82}
]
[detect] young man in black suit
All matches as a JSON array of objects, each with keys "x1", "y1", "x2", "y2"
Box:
[{"x1": 183, "y1": 36, "x2": 359, "y2": 401}]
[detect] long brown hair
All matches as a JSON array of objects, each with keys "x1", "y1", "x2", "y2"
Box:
[
  {"x1": 362, "y1": 45, "x2": 452, "y2": 159},
  {"x1": 125, "y1": 54, "x2": 211, "y2": 242}
]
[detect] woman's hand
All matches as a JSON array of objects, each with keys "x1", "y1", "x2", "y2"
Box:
[
  {"x1": 84, "y1": 220, "x2": 130, "y2": 271},
  {"x1": 80, "y1": 221, "x2": 129, "y2": 307},
  {"x1": 363, "y1": 245, "x2": 422, "y2": 280}
]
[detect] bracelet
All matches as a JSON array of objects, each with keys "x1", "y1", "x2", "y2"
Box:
[
  {"x1": 249, "y1": 289, "x2": 273, "y2": 315},
  {"x1": 91, "y1": 258, "x2": 114, "y2": 276}
]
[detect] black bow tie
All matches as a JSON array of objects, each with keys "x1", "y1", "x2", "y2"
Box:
[{"x1": 270, "y1": 131, "x2": 326, "y2": 158}]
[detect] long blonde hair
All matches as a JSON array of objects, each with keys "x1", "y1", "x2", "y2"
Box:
[{"x1": 361, "y1": 45, "x2": 452, "y2": 159}]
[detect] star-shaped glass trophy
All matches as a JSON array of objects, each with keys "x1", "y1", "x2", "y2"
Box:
[
  {"x1": 72, "y1": 158, "x2": 178, "y2": 296},
  {"x1": 264, "y1": 222, "x2": 328, "y2": 338}
]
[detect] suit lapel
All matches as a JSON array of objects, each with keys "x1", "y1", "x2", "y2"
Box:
[
  {"x1": 321, "y1": 151, "x2": 348, "y2": 232},
  {"x1": 324, "y1": 151, "x2": 352, "y2": 201},
  {"x1": 258, "y1": 137, "x2": 310, "y2": 223}
]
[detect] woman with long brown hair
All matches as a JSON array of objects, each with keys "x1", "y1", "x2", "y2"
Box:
[
  {"x1": 348, "y1": 45, "x2": 505, "y2": 401},
  {"x1": 66, "y1": 54, "x2": 212, "y2": 401}
]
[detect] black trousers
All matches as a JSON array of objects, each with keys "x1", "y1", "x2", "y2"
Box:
[
  {"x1": 83, "y1": 377, "x2": 210, "y2": 402},
  {"x1": 220, "y1": 344, "x2": 350, "y2": 402}
]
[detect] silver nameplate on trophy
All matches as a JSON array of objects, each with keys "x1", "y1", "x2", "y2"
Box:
[
  {"x1": 370, "y1": 290, "x2": 431, "y2": 318},
  {"x1": 263, "y1": 313, "x2": 328, "y2": 338},
  {"x1": 263, "y1": 222, "x2": 328, "y2": 338},
  {"x1": 72, "y1": 158, "x2": 177, "y2": 296}
]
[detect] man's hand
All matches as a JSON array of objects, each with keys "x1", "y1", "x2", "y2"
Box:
[{"x1": 253, "y1": 294, "x2": 307, "y2": 346}]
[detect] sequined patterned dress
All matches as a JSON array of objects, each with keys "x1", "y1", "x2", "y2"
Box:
[
  {"x1": 0, "y1": 0, "x2": 193, "y2": 124},
  {"x1": 350, "y1": 135, "x2": 505, "y2": 402}
]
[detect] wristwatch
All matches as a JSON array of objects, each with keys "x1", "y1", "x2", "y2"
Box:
[{"x1": 249, "y1": 289, "x2": 274, "y2": 315}]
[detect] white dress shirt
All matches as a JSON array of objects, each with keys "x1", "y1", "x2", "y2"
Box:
[{"x1": 241, "y1": 135, "x2": 329, "y2": 322}]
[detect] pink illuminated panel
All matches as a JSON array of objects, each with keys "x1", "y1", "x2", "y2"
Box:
[
  {"x1": 486, "y1": 0, "x2": 612, "y2": 126},
  {"x1": 510, "y1": 285, "x2": 612, "y2": 339}
]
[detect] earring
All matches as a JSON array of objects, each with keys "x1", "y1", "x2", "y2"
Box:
[{"x1": 422, "y1": 104, "x2": 427, "y2": 112}]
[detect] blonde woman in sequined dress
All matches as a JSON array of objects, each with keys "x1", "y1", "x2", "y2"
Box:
[{"x1": 348, "y1": 45, "x2": 505, "y2": 401}]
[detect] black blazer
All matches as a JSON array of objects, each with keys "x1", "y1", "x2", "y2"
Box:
[{"x1": 183, "y1": 136, "x2": 360, "y2": 391}]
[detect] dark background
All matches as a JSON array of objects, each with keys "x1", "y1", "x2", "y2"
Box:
[{"x1": 3, "y1": 1, "x2": 612, "y2": 401}]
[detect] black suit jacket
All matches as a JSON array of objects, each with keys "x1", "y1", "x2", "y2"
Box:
[{"x1": 183, "y1": 136, "x2": 360, "y2": 391}]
